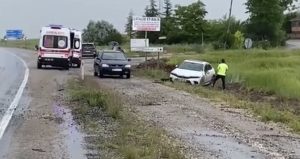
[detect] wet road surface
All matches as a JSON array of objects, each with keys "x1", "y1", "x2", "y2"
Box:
[
  {"x1": 0, "y1": 49, "x2": 26, "y2": 121},
  {"x1": 0, "y1": 48, "x2": 86, "y2": 159}
]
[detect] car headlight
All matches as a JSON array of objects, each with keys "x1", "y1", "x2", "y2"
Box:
[
  {"x1": 102, "y1": 64, "x2": 109, "y2": 67},
  {"x1": 125, "y1": 64, "x2": 131, "y2": 68}
]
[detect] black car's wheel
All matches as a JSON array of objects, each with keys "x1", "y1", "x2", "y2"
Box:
[
  {"x1": 126, "y1": 73, "x2": 131, "y2": 79},
  {"x1": 97, "y1": 67, "x2": 104, "y2": 78},
  {"x1": 94, "y1": 71, "x2": 98, "y2": 76},
  {"x1": 94, "y1": 65, "x2": 98, "y2": 76},
  {"x1": 65, "y1": 63, "x2": 69, "y2": 70},
  {"x1": 99, "y1": 72, "x2": 104, "y2": 78},
  {"x1": 37, "y1": 62, "x2": 42, "y2": 69},
  {"x1": 77, "y1": 62, "x2": 81, "y2": 68}
]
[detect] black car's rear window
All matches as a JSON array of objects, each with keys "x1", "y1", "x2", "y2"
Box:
[
  {"x1": 82, "y1": 44, "x2": 95, "y2": 49},
  {"x1": 102, "y1": 52, "x2": 126, "y2": 60}
]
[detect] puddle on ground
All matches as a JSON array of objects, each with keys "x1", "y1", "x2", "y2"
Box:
[
  {"x1": 53, "y1": 104, "x2": 86, "y2": 159},
  {"x1": 188, "y1": 130, "x2": 266, "y2": 159}
]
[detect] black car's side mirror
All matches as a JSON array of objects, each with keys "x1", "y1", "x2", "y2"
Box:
[{"x1": 128, "y1": 58, "x2": 131, "y2": 61}]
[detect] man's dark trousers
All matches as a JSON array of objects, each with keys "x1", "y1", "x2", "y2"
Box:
[{"x1": 213, "y1": 75, "x2": 226, "y2": 90}]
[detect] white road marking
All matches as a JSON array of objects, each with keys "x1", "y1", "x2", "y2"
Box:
[{"x1": 0, "y1": 53, "x2": 29, "y2": 139}]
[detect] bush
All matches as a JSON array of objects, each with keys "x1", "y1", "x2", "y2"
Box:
[
  {"x1": 253, "y1": 40, "x2": 271, "y2": 50},
  {"x1": 212, "y1": 41, "x2": 224, "y2": 50}
]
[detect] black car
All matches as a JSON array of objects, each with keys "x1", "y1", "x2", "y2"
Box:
[
  {"x1": 82, "y1": 43, "x2": 97, "y2": 58},
  {"x1": 94, "y1": 51, "x2": 131, "y2": 78}
]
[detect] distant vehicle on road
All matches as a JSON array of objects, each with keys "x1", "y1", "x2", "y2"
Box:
[
  {"x1": 94, "y1": 50, "x2": 131, "y2": 79},
  {"x1": 82, "y1": 43, "x2": 97, "y2": 58},
  {"x1": 37, "y1": 25, "x2": 72, "y2": 69},
  {"x1": 70, "y1": 29, "x2": 82, "y2": 68},
  {"x1": 170, "y1": 60, "x2": 215, "y2": 85}
]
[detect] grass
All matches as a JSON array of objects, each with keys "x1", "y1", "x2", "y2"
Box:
[
  {"x1": 0, "y1": 39, "x2": 38, "y2": 50},
  {"x1": 68, "y1": 79, "x2": 184, "y2": 159},
  {"x1": 164, "y1": 82, "x2": 300, "y2": 133},
  {"x1": 134, "y1": 68, "x2": 169, "y2": 80},
  {"x1": 168, "y1": 49, "x2": 300, "y2": 99},
  {"x1": 69, "y1": 85, "x2": 121, "y2": 119}
]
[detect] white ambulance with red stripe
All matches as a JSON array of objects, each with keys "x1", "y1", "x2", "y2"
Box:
[
  {"x1": 37, "y1": 25, "x2": 72, "y2": 69},
  {"x1": 70, "y1": 29, "x2": 82, "y2": 68}
]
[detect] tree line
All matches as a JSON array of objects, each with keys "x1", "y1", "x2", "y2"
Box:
[
  {"x1": 82, "y1": 0, "x2": 298, "y2": 49},
  {"x1": 125, "y1": 0, "x2": 298, "y2": 48}
]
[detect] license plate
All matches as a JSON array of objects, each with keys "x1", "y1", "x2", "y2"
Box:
[
  {"x1": 112, "y1": 69, "x2": 122, "y2": 72},
  {"x1": 45, "y1": 58, "x2": 53, "y2": 61}
]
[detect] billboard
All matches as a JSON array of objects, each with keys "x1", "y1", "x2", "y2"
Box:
[
  {"x1": 130, "y1": 39, "x2": 149, "y2": 52},
  {"x1": 5, "y1": 30, "x2": 24, "y2": 40},
  {"x1": 132, "y1": 16, "x2": 161, "y2": 32}
]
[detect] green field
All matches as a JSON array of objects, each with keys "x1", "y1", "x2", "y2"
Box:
[
  {"x1": 168, "y1": 49, "x2": 300, "y2": 99},
  {"x1": 0, "y1": 39, "x2": 38, "y2": 50}
]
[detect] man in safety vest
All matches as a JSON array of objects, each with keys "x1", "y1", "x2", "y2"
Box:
[{"x1": 212, "y1": 59, "x2": 228, "y2": 90}]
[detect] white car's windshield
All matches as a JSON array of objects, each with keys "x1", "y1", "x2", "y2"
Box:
[{"x1": 179, "y1": 62, "x2": 204, "y2": 71}]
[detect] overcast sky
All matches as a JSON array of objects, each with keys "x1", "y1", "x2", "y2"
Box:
[{"x1": 0, "y1": 0, "x2": 247, "y2": 38}]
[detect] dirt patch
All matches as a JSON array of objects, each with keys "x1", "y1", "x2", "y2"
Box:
[
  {"x1": 224, "y1": 82, "x2": 300, "y2": 115},
  {"x1": 136, "y1": 58, "x2": 176, "y2": 72}
]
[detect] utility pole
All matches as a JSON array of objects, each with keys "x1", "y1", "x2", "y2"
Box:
[{"x1": 224, "y1": 0, "x2": 233, "y2": 49}]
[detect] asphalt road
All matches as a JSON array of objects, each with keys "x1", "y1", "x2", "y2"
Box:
[
  {"x1": 0, "y1": 48, "x2": 75, "y2": 159},
  {"x1": 286, "y1": 40, "x2": 300, "y2": 49},
  {"x1": 0, "y1": 49, "x2": 26, "y2": 120},
  {"x1": 0, "y1": 48, "x2": 29, "y2": 156}
]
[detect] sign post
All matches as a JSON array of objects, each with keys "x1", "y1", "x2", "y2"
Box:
[
  {"x1": 5, "y1": 30, "x2": 24, "y2": 40},
  {"x1": 132, "y1": 16, "x2": 161, "y2": 69},
  {"x1": 145, "y1": 31, "x2": 148, "y2": 69}
]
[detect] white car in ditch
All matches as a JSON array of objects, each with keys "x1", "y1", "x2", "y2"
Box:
[{"x1": 170, "y1": 60, "x2": 216, "y2": 85}]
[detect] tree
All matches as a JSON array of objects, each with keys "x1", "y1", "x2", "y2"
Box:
[
  {"x1": 145, "y1": 0, "x2": 159, "y2": 17},
  {"x1": 138, "y1": 0, "x2": 160, "y2": 43},
  {"x1": 125, "y1": 10, "x2": 135, "y2": 38},
  {"x1": 280, "y1": 0, "x2": 298, "y2": 10},
  {"x1": 205, "y1": 16, "x2": 245, "y2": 49},
  {"x1": 83, "y1": 20, "x2": 123, "y2": 46},
  {"x1": 160, "y1": 0, "x2": 174, "y2": 39},
  {"x1": 233, "y1": 31, "x2": 245, "y2": 49},
  {"x1": 173, "y1": 0, "x2": 207, "y2": 43},
  {"x1": 246, "y1": 0, "x2": 285, "y2": 46},
  {"x1": 163, "y1": 0, "x2": 172, "y2": 18}
]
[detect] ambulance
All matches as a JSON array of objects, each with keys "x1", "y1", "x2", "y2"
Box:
[
  {"x1": 37, "y1": 25, "x2": 72, "y2": 69},
  {"x1": 70, "y1": 29, "x2": 82, "y2": 68}
]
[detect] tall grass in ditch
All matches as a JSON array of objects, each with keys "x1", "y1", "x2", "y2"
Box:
[
  {"x1": 168, "y1": 49, "x2": 300, "y2": 99},
  {"x1": 69, "y1": 82, "x2": 121, "y2": 119}
]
